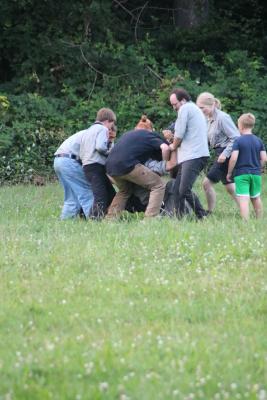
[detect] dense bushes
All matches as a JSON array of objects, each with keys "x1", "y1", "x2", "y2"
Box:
[{"x1": 1, "y1": 50, "x2": 267, "y2": 184}]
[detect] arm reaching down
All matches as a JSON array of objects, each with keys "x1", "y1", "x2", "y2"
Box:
[
  {"x1": 160, "y1": 143, "x2": 171, "y2": 161},
  {"x1": 169, "y1": 137, "x2": 182, "y2": 151},
  {"x1": 166, "y1": 150, "x2": 177, "y2": 171},
  {"x1": 260, "y1": 150, "x2": 267, "y2": 169},
  {"x1": 226, "y1": 150, "x2": 239, "y2": 182}
]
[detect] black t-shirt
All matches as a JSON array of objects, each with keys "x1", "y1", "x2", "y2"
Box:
[
  {"x1": 106, "y1": 129, "x2": 165, "y2": 176},
  {"x1": 232, "y1": 134, "x2": 265, "y2": 176}
]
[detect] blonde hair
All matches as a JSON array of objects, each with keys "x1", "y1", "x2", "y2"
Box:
[
  {"x1": 135, "y1": 114, "x2": 154, "y2": 131},
  {"x1": 238, "y1": 113, "x2": 255, "y2": 129},
  {"x1": 96, "y1": 108, "x2": 116, "y2": 123},
  {"x1": 214, "y1": 98, "x2": 222, "y2": 110},
  {"x1": 197, "y1": 92, "x2": 221, "y2": 109}
]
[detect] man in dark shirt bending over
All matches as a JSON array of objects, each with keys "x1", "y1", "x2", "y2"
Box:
[{"x1": 106, "y1": 129, "x2": 170, "y2": 218}]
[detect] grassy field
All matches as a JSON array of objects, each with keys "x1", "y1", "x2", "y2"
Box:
[{"x1": 0, "y1": 176, "x2": 266, "y2": 400}]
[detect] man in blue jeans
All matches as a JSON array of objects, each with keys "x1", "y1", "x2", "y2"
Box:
[
  {"x1": 169, "y1": 88, "x2": 210, "y2": 219},
  {"x1": 54, "y1": 108, "x2": 116, "y2": 220},
  {"x1": 54, "y1": 130, "x2": 94, "y2": 220}
]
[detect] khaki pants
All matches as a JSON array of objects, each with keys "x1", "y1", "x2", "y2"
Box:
[{"x1": 107, "y1": 164, "x2": 166, "y2": 218}]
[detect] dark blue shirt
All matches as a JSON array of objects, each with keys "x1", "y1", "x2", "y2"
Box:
[
  {"x1": 106, "y1": 130, "x2": 165, "y2": 176},
  {"x1": 232, "y1": 134, "x2": 265, "y2": 176}
]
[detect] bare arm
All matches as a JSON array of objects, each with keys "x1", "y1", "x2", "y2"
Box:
[
  {"x1": 169, "y1": 137, "x2": 182, "y2": 151},
  {"x1": 160, "y1": 143, "x2": 171, "y2": 161},
  {"x1": 226, "y1": 150, "x2": 239, "y2": 181},
  {"x1": 165, "y1": 150, "x2": 177, "y2": 171},
  {"x1": 260, "y1": 150, "x2": 267, "y2": 169}
]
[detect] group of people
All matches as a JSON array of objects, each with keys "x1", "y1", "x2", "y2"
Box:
[{"x1": 54, "y1": 88, "x2": 267, "y2": 222}]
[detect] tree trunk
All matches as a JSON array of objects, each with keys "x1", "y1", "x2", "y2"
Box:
[{"x1": 173, "y1": 0, "x2": 209, "y2": 29}]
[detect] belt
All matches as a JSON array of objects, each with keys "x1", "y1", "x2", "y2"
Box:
[{"x1": 55, "y1": 153, "x2": 81, "y2": 163}]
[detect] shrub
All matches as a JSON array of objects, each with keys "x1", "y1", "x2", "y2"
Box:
[{"x1": 1, "y1": 50, "x2": 267, "y2": 184}]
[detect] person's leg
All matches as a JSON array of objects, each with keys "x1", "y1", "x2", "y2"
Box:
[
  {"x1": 234, "y1": 174, "x2": 251, "y2": 220},
  {"x1": 106, "y1": 177, "x2": 134, "y2": 218},
  {"x1": 251, "y1": 196, "x2": 263, "y2": 218},
  {"x1": 66, "y1": 161, "x2": 94, "y2": 218},
  {"x1": 123, "y1": 164, "x2": 166, "y2": 217},
  {"x1": 105, "y1": 174, "x2": 116, "y2": 208},
  {"x1": 225, "y1": 182, "x2": 236, "y2": 199},
  {"x1": 54, "y1": 157, "x2": 80, "y2": 219},
  {"x1": 250, "y1": 175, "x2": 262, "y2": 218},
  {"x1": 220, "y1": 158, "x2": 238, "y2": 207},
  {"x1": 203, "y1": 177, "x2": 216, "y2": 212},
  {"x1": 125, "y1": 195, "x2": 147, "y2": 213},
  {"x1": 83, "y1": 163, "x2": 113, "y2": 219},
  {"x1": 237, "y1": 196, "x2": 250, "y2": 220},
  {"x1": 204, "y1": 159, "x2": 223, "y2": 212},
  {"x1": 173, "y1": 164, "x2": 182, "y2": 215},
  {"x1": 162, "y1": 179, "x2": 175, "y2": 216},
  {"x1": 175, "y1": 158, "x2": 208, "y2": 219}
]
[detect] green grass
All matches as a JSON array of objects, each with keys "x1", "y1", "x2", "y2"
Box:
[{"x1": 0, "y1": 177, "x2": 267, "y2": 400}]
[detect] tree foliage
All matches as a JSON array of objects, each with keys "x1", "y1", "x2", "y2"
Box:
[{"x1": 1, "y1": 0, "x2": 267, "y2": 182}]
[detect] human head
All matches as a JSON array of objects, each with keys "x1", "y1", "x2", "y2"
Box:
[
  {"x1": 238, "y1": 113, "x2": 255, "y2": 133},
  {"x1": 196, "y1": 92, "x2": 219, "y2": 117},
  {"x1": 96, "y1": 108, "x2": 116, "y2": 130},
  {"x1": 109, "y1": 124, "x2": 117, "y2": 141},
  {"x1": 170, "y1": 88, "x2": 191, "y2": 112},
  {"x1": 135, "y1": 114, "x2": 154, "y2": 131}
]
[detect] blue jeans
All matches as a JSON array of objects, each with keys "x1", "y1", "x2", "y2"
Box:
[{"x1": 54, "y1": 157, "x2": 94, "y2": 219}]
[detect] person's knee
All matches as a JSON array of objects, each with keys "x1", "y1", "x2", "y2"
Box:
[
  {"x1": 178, "y1": 183, "x2": 192, "y2": 198},
  {"x1": 225, "y1": 183, "x2": 235, "y2": 194},
  {"x1": 152, "y1": 180, "x2": 166, "y2": 193},
  {"x1": 203, "y1": 177, "x2": 212, "y2": 191}
]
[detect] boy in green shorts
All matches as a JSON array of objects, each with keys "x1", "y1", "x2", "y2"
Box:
[{"x1": 227, "y1": 113, "x2": 267, "y2": 220}]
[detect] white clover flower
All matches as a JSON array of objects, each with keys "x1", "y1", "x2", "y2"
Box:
[
  {"x1": 258, "y1": 390, "x2": 267, "y2": 400},
  {"x1": 99, "y1": 382, "x2": 109, "y2": 392}
]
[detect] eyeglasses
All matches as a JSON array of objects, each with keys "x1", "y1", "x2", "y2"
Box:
[{"x1": 170, "y1": 99, "x2": 181, "y2": 107}]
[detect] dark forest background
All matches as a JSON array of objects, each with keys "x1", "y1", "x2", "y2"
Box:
[{"x1": 1, "y1": 0, "x2": 267, "y2": 183}]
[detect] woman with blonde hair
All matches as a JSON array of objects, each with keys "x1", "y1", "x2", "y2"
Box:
[{"x1": 196, "y1": 92, "x2": 240, "y2": 212}]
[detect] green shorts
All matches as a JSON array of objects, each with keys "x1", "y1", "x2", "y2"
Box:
[{"x1": 234, "y1": 174, "x2": 262, "y2": 198}]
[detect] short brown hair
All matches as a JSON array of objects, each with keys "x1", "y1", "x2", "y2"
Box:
[
  {"x1": 96, "y1": 108, "x2": 116, "y2": 123},
  {"x1": 238, "y1": 113, "x2": 255, "y2": 129},
  {"x1": 170, "y1": 88, "x2": 191, "y2": 102}
]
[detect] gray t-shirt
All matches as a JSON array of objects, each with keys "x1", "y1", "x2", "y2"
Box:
[
  {"x1": 80, "y1": 123, "x2": 110, "y2": 166},
  {"x1": 174, "y1": 101, "x2": 210, "y2": 164}
]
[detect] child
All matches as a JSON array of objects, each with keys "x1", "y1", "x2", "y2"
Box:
[
  {"x1": 80, "y1": 108, "x2": 117, "y2": 220},
  {"x1": 227, "y1": 113, "x2": 267, "y2": 220}
]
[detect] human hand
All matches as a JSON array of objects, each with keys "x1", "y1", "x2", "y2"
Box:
[
  {"x1": 226, "y1": 173, "x2": 232, "y2": 182},
  {"x1": 217, "y1": 154, "x2": 226, "y2": 163},
  {"x1": 162, "y1": 129, "x2": 174, "y2": 143}
]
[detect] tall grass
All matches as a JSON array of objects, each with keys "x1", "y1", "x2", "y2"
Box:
[{"x1": 0, "y1": 176, "x2": 266, "y2": 399}]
